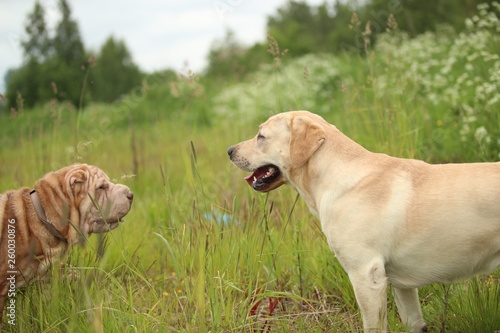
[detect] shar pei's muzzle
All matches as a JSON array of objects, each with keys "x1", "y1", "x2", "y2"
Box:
[{"x1": 0, "y1": 163, "x2": 133, "y2": 322}]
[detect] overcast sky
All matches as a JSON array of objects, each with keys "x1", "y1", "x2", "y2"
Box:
[{"x1": 0, "y1": 0, "x2": 326, "y2": 94}]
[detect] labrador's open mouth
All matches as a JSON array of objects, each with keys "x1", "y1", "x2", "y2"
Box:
[{"x1": 244, "y1": 164, "x2": 281, "y2": 191}]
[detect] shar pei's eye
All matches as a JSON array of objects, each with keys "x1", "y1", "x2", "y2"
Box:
[{"x1": 98, "y1": 183, "x2": 109, "y2": 190}]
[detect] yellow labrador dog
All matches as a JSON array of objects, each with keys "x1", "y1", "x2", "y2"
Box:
[
  {"x1": 0, "y1": 164, "x2": 133, "y2": 322},
  {"x1": 228, "y1": 111, "x2": 500, "y2": 333}
]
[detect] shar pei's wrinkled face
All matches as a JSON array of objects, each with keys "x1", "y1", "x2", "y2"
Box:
[{"x1": 34, "y1": 163, "x2": 134, "y2": 240}]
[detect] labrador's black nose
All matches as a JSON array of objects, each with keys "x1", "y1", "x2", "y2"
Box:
[{"x1": 227, "y1": 146, "x2": 234, "y2": 157}]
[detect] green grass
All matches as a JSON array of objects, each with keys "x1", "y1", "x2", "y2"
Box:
[
  {"x1": 1, "y1": 18, "x2": 500, "y2": 331},
  {"x1": 1, "y1": 95, "x2": 498, "y2": 332}
]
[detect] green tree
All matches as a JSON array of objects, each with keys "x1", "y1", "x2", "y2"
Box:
[
  {"x1": 6, "y1": 0, "x2": 88, "y2": 109},
  {"x1": 266, "y1": 1, "x2": 360, "y2": 56},
  {"x1": 50, "y1": 0, "x2": 87, "y2": 107},
  {"x1": 365, "y1": 0, "x2": 495, "y2": 37},
  {"x1": 89, "y1": 36, "x2": 142, "y2": 103},
  {"x1": 21, "y1": 1, "x2": 50, "y2": 62},
  {"x1": 205, "y1": 30, "x2": 269, "y2": 81},
  {"x1": 267, "y1": 1, "x2": 317, "y2": 57},
  {"x1": 53, "y1": 0, "x2": 85, "y2": 66},
  {"x1": 6, "y1": 0, "x2": 49, "y2": 109}
]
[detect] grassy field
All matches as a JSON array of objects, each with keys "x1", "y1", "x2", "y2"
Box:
[{"x1": 1, "y1": 8, "x2": 500, "y2": 332}]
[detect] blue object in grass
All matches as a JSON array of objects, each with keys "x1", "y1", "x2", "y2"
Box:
[{"x1": 203, "y1": 210, "x2": 235, "y2": 226}]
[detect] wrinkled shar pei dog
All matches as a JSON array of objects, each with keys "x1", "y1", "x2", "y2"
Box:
[{"x1": 0, "y1": 163, "x2": 133, "y2": 321}]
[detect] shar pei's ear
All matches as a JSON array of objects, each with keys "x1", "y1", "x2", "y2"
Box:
[
  {"x1": 63, "y1": 165, "x2": 92, "y2": 202},
  {"x1": 68, "y1": 168, "x2": 88, "y2": 187},
  {"x1": 34, "y1": 164, "x2": 91, "y2": 234},
  {"x1": 289, "y1": 116, "x2": 326, "y2": 167}
]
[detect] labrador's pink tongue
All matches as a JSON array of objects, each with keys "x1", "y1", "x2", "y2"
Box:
[{"x1": 244, "y1": 167, "x2": 268, "y2": 186}]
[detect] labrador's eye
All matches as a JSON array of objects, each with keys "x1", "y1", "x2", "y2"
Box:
[{"x1": 257, "y1": 133, "x2": 265, "y2": 140}]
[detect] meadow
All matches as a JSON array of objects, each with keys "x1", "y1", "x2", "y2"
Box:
[{"x1": 1, "y1": 4, "x2": 499, "y2": 332}]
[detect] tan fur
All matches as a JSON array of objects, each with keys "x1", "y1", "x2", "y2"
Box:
[
  {"x1": 0, "y1": 164, "x2": 133, "y2": 321},
  {"x1": 228, "y1": 111, "x2": 500, "y2": 333}
]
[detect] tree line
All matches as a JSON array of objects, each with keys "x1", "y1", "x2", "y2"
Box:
[
  {"x1": 4, "y1": 0, "x2": 142, "y2": 111},
  {"x1": 2, "y1": 0, "x2": 493, "y2": 111},
  {"x1": 206, "y1": 0, "x2": 495, "y2": 81}
]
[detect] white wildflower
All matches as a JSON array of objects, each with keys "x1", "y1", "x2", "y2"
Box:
[{"x1": 474, "y1": 126, "x2": 488, "y2": 143}]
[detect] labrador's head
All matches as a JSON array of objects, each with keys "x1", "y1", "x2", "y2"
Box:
[{"x1": 227, "y1": 111, "x2": 326, "y2": 192}]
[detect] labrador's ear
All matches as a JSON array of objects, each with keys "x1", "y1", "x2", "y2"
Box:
[{"x1": 290, "y1": 116, "x2": 325, "y2": 167}]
